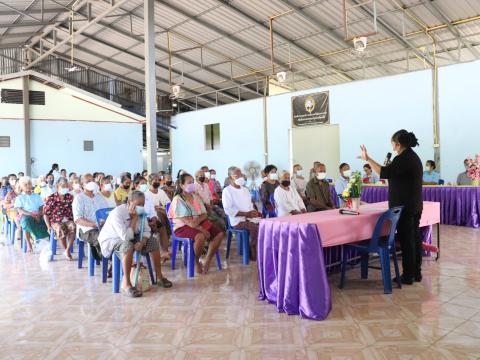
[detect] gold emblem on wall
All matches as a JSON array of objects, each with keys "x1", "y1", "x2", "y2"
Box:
[{"x1": 305, "y1": 96, "x2": 315, "y2": 114}]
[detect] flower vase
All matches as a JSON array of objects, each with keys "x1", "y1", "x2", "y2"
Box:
[
  {"x1": 351, "y1": 198, "x2": 361, "y2": 212},
  {"x1": 473, "y1": 179, "x2": 480, "y2": 187}
]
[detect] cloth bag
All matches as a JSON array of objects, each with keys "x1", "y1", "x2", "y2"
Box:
[{"x1": 130, "y1": 264, "x2": 151, "y2": 292}]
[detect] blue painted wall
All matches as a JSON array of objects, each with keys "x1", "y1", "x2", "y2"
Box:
[{"x1": 0, "y1": 119, "x2": 25, "y2": 175}]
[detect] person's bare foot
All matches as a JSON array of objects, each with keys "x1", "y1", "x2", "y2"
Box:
[
  {"x1": 195, "y1": 261, "x2": 204, "y2": 274},
  {"x1": 64, "y1": 250, "x2": 73, "y2": 261}
]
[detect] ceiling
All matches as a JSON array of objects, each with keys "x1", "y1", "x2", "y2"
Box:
[{"x1": 1, "y1": 0, "x2": 480, "y2": 109}]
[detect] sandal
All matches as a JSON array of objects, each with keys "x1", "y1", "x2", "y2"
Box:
[
  {"x1": 121, "y1": 286, "x2": 142, "y2": 298},
  {"x1": 158, "y1": 277, "x2": 173, "y2": 288}
]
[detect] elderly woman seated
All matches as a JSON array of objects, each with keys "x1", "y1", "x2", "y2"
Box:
[
  {"x1": 43, "y1": 178, "x2": 76, "y2": 260},
  {"x1": 195, "y1": 169, "x2": 226, "y2": 230},
  {"x1": 98, "y1": 190, "x2": 172, "y2": 297},
  {"x1": 161, "y1": 174, "x2": 175, "y2": 201},
  {"x1": 274, "y1": 171, "x2": 307, "y2": 217},
  {"x1": 14, "y1": 177, "x2": 49, "y2": 252},
  {"x1": 168, "y1": 173, "x2": 225, "y2": 274},
  {"x1": 99, "y1": 177, "x2": 116, "y2": 208},
  {"x1": 3, "y1": 181, "x2": 21, "y2": 241}
]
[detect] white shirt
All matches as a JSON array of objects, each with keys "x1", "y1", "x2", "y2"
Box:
[
  {"x1": 98, "y1": 204, "x2": 151, "y2": 258},
  {"x1": 146, "y1": 189, "x2": 170, "y2": 208},
  {"x1": 292, "y1": 177, "x2": 307, "y2": 196},
  {"x1": 222, "y1": 185, "x2": 254, "y2": 227},
  {"x1": 274, "y1": 186, "x2": 306, "y2": 217},
  {"x1": 195, "y1": 182, "x2": 212, "y2": 205},
  {"x1": 72, "y1": 192, "x2": 108, "y2": 233},
  {"x1": 101, "y1": 192, "x2": 116, "y2": 208}
]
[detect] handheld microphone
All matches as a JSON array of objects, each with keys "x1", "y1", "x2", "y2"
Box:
[{"x1": 384, "y1": 152, "x2": 392, "y2": 166}]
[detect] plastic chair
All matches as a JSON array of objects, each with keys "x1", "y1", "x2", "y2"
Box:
[
  {"x1": 261, "y1": 193, "x2": 277, "y2": 218},
  {"x1": 339, "y1": 206, "x2": 404, "y2": 294},
  {"x1": 438, "y1": 179, "x2": 445, "y2": 185},
  {"x1": 225, "y1": 215, "x2": 250, "y2": 265},
  {"x1": 165, "y1": 203, "x2": 222, "y2": 278}
]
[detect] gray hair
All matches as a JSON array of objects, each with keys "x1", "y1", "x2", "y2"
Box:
[
  {"x1": 57, "y1": 177, "x2": 68, "y2": 187},
  {"x1": 18, "y1": 176, "x2": 32, "y2": 187},
  {"x1": 227, "y1": 166, "x2": 239, "y2": 177},
  {"x1": 128, "y1": 190, "x2": 145, "y2": 203}
]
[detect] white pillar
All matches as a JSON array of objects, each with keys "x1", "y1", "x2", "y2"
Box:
[
  {"x1": 144, "y1": 0, "x2": 158, "y2": 173},
  {"x1": 23, "y1": 76, "x2": 31, "y2": 176}
]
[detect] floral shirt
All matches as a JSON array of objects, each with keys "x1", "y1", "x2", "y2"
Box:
[{"x1": 43, "y1": 192, "x2": 74, "y2": 224}]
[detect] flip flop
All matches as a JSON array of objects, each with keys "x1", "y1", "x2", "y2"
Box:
[
  {"x1": 158, "y1": 277, "x2": 173, "y2": 288},
  {"x1": 121, "y1": 286, "x2": 142, "y2": 298}
]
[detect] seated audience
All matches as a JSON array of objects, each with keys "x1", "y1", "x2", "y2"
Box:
[
  {"x1": 207, "y1": 169, "x2": 222, "y2": 205},
  {"x1": 33, "y1": 175, "x2": 45, "y2": 194},
  {"x1": 114, "y1": 174, "x2": 132, "y2": 205},
  {"x1": 423, "y1": 160, "x2": 440, "y2": 185},
  {"x1": 161, "y1": 174, "x2": 175, "y2": 201},
  {"x1": 60, "y1": 169, "x2": 67, "y2": 178},
  {"x1": 195, "y1": 169, "x2": 226, "y2": 230},
  {"x1": 306, "y1": 163, "x2": 335, "y2": 212},
  {"x1": 43, "y1": 178, "x2": 76, "y2": 260},
  {"x1": 48, "y1": 163, "x2": 61, "y2": 183},
  {"x1": 274, "y1": 172, "x2": 306, "y2": 217},
  {"x1": 457, "y1": 159, "x2": 473, "y2": 186},
  {"x1": 1, "y1": 174, "x2": 17, "y2": 200},
  {"x1": 3, "y1": 181, "x2": 21, "y2": 241},
  {"x1": 72, "y1": 174, "x2": 108, "y2": 260},
  {"x1": 141, "y1": 170, "x2": 149, "y2": 178},
  {"x1": 17, "y1": 172, "x2": 24, "y2": 178},
  {"x1": 335, "y1": 163, "x2": 351, "y2": 208},
  {"x1": 14, "y1": 177, "x2": 49, "y2": 252},
  {"x1": 98, "y1": 190, "x2": 172, "y2": 297},
  {"x1": 222, "y1": 166, "x2": 262, "y2": 260},
  {"x1": 261, "y1": 165, "x2": 279, "y2": 214},
  {"x1": 309, "y1": 161, "x2": 321, "y2": 180},
  {"x1": 99, "y1": 178, "x2": 116, "y2": 208},
  {"x1": 291, "y1": 164, "x2": 307, "y2": 201},
  {"x1": 363, "y1": 163, "x2": 379, "y2": 184},
  {"x1": 169, "y1": 173, "x2": 224, "y2": 274},
  {"x1": 40, "y1": 174, "x2": 55, "y2": 201},
  {"x1": 71, "y1": 179, "x2": 83, "y2": 197}
]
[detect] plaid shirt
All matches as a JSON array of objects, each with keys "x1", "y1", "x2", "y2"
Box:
[{"x1": 44, "y1": 192, "x2": 74, "y2": 224}]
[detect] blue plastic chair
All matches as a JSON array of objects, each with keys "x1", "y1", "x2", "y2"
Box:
[
  {"x1": 339, "y1": 206, "x2": 404, "y2": 294},
  {"x1": 261, "y1": 193, "x2": 277, "y2": 218},
  {"x1": 225, "y1": 215, "x2": 250, "y2": 265},
  {"x1": 165, "y1": 203, "x2": 222, "y2": 278},
  {"x1": 438, "y1": 179, "x2": 445, "y2": 185}
]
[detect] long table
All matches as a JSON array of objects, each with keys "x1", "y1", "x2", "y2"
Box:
[
  {"x1": 359, "y1": 185, "x2": 480, "y2": 228},
  {"x1": 257, "y1": 201, "x2": 441, "y2": 321}
]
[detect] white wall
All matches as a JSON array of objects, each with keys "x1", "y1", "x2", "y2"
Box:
[
  {"x1": 29, "y1": 120, "x2": 143, "y2": 177},
  {"x1": 267, "y1": 70, "x2": 434, "y2": 178},
  {"x1": 438, "y1": 61, "x2": 480, "y2": 182},
  {"x1": 171, "y1": 99, "x2": 264, "y2": 181},
  {"x1": 0, "y1": 119, "x2": 25, "y2": 175}
]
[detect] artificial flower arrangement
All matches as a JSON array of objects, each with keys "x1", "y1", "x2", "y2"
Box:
[
  {"x1": 340, "y1": 171, "x2": 363, "y2": 214},
  {"x1": 466, "y1": 155, "x2": 480, "y2": 186}
]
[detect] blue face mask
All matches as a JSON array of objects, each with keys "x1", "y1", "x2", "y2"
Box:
[
  {"x1": 59, "y1": 188, "x2": 69, "y2": 196},
  {"x1": 135, "y1": 206, "x2": 146, "y2": 215},
  {"x1": 139, "y1": 184, "x2": 149, "y2": 193}
]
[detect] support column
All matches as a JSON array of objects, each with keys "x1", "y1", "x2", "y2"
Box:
[
  {"x1": 432, "y1": 65, "x2": 440, "y2": 172},
  {"x1": 144, "y1": 0, "x2": 158, "y2": 173},
  {"x1": 23, "y1": 76, "x2": 31, "y2": 176}
]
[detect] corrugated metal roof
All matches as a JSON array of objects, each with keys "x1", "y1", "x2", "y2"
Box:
[{"x1": 1, "y1": 0, "x2": 480, "y2": 109}]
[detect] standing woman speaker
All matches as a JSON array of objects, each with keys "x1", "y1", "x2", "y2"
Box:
[{"x1": 359, "y1": 130, "x2": 423, "y2": 285}]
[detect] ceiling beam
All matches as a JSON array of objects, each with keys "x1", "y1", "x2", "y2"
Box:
[
  {"x1": 0, "y1": 7, "x2": 69, "y2": 17},
  {"x1": 0, "y1": 31, "x2": 40, "y2": 39},
  {"x1": 26, "y1": 0, "x2": 130, "y2": 69}
]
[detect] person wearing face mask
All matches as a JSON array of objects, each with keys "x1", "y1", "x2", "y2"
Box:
[
  {"x1": 48, "y1": 163, "x2": 61, "y2": 183},
  {"x1": 162, "y1": 174, "x2": 175, "y2": 201},
  {"x1": 99, "y1": 190, "x2": 172, "y2": 297},
  {"x1": 72, "y1": 173, "x2": 108, "y2": 261},
  {"x1": 335, "y1": 163, "x2": 352, "y2": 208},
  {"x1": 71, "y1": 180, "x2": 83, "y2": 197},
  {"x1": 43, "y1": 178, "x2": 76, "y2": 260},
  {"x1": 1, "y1": 174, "x2": 17, "y2": 200},
  {"x1": 40, "y1": 174, "x2": 55, "y2": 202},
  {"x1": 169, "y1": 173, "x2": 225, "y2": 274},
  {"x1": 274, "y1": 172, "x2": 307, "y2": 217},
  {"x1": 260, "y1": 165, "x2": 279, "y2": 216},
  {"x1": 291, "y1": 164, "x2": 307, "y2": 201},
  {"x1": 309, "y1": 161, "x2": 321, "y2": 180},
  {"x1": 207, "y1": 169, "x2": 222, "y2": 205},
  {"x1": 422, "y1": 160, "x2": 440, "y2": 185},
  {"x1": 305, "y1": 163, "x2": 335, "y2": 212},
  {"x1": 3, "y1": 181, "x2": 22, "y2": 242},
  {"x1": 457, "y1": 159, "x2": 473, "y2": 186},
  {"x1": 360, "y1": 129, "x2": 423, "y2": 285},
  {"x1": 33, "y1": 175, "x2": 46, "y2": 194},
  {"x1": 222, "y1": 166, "x2": 262, "y2": 261},
  {"x1": 114, "y1": 174, "x2": 132, "y2": 206},
  {"x1": 195, "y1": 169, "x2": 226, "y2": 230},
  {"x1": 99, "y1": 178, "x2": 116, "y2": 207}
]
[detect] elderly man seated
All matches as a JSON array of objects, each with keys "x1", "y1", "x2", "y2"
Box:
[
  {"x1": 14, "y1": 176, "x2": 50, "y2": 252},
  {"x1": 99, "y1": 190, "x2": 172, "y2": 297},
  {"x1": 222, "y1": 166, "x2": 262, "y2": 261},
  {"x1": 274, "y1": 171, "x2": 306, "y2": 217},
  {"x1": 43, "y1": 178, "x2": 76, "y2": 260},
  {"x1": 335, "y1": 163, "x2": 351, "y2": 208},
  {"x1": 72, "y1": 173, "x2": 108, "y2": 261},
  {"x1": 306, "y1": 162, "x2": 335, "y2": 212}
]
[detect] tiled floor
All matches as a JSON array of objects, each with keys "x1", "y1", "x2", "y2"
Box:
[{"x1": 0, "y1": 225, "x2": 479, "y2": 360}]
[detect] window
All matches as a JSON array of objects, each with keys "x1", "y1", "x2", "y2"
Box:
[
  {"x1": 83, "y1": 140, "x2": 94, "y2": 151},
  {"x1": 204, "y1": 123, "x2": 220, "y2": 151},
  {"x1": 0, "y1": 136, "x2": 10, "y2": 148},
  {"x1": 0, "y1": 89, "x2": 45, "y2": 105}
]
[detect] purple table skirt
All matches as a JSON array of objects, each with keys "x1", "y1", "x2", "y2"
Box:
[{"x1": 360, "y1": 186, "x2": 480, "y2": 228}]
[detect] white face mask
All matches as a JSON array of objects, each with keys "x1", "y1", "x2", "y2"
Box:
[
  {"x1": 204, "y1": 172, "x2": 211, "y2": 179},
  {"x1": 234, "y1": 177, "x2": 245, "y2": 187},
  {"x1": 269, "y1": 173, "x2": 278, "y2": 181},
  {"x1": 103, "y1": 184, "x2": 113, "y2": 192},
  {"x1": 316, "y1": 172, "x2": 327, "y2": 180},
  {"x1": 296, "y1": 169, "x2": 304, "y2": 177},
  {"x1": 210, "y1": 174, "x2": 216, "y2": 179},
  {"x1": 73, "y1": 183, "x2": 81, "y2": 191},
  {"x1": 85, "y1": 181, "x2": 99, "y2": 193},
  {"x1": 343, "y1": 170, "x2": 352, "y2": 178},
  {"x1": 40, "y1": 181, "x2": 46, "y2": 187}
]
